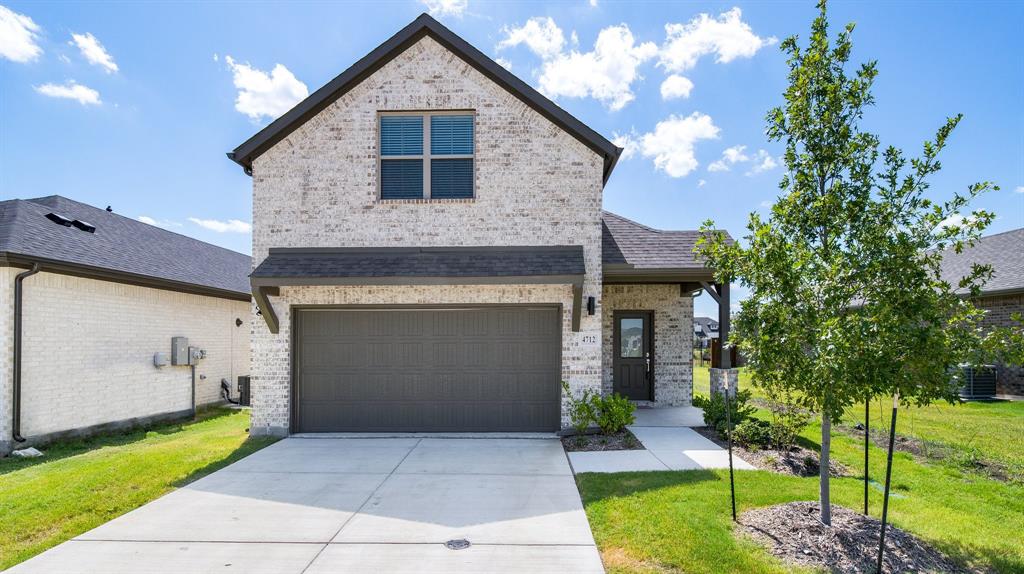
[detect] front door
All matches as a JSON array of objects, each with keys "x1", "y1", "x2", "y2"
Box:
[{"x1": 613, "y1": 311, "x2": 653, "y2": 400}]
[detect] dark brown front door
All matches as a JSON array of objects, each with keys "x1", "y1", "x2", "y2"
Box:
[{"x1": 613, "y1": 311, "x2": 653, "y2": 400}]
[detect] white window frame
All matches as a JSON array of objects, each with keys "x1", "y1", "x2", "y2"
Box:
[{"x1": 377, "y1": 110, "x2": 476, "y2": 200}]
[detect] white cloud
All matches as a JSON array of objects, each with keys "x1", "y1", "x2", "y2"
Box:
[
  {"x1": 212, "y1": 53, "x2": 219, "y2": 62},
  {"x1": 745, "y1": 149, "x2": 778, "y2": 175},
  {"x1": 659, "y1": 7, "x2": 775, "y2": 73},
  {"x1": 498, "y1": 17, "x2": 566, "y2": 60},
  {"x1": 937, "y1": 213, "x2": 977, "y2": 231},
  {"x1": 138, "y1": 216, "x2": 182, "y2": 228},
  {"x1": 224, "y1": 56, "x2": 308, "y2": 121},
  {"x1": 494, "y1": 57, "x2": 512, "y2": 71},
  {"x1": 188, "y1": 217, "x2": 252, "y2": 233},
  {"x1": 0, "y1": 5, "x2": 42, "y2": 63},
  {"x1": 708, "y1": 145, "x2": 749, "y2": 172},
  {"x1": 70, "y1": 32, "x2": 118, "y2": 73},
  {"x1": 1015, "y1": 186, "x2": 1024, "y2": 193},
  {"x1": 698, "y1": 179, "x2": 707, "y2": 188},
  {"x1": 34, "y1": 81, "x2": 101, "y2": 105},
  {"x1": 421, "y1": 0, "x2": 468, "y2": 17},
  {"x1": 707, "y1": 145, "x2": 778, "y2": 175},
  {"x1": 639, "y1": 112, "x2": 720, "y2": 178},
  {"x1": 537, "y1": 24, "x2": 658, "y2": 111},
  {"x1": 589, "y1": 0, "x2": 598, "y2": 6},
  {"x1": 759, "y1": 199, "x2": 772, "y2": 208},
  {"x1": 660, "y1": 74, "x2": 693, "y2": 100},
  {"x1": 611, "y1": 130, "x2": 640, "y2": 160}
]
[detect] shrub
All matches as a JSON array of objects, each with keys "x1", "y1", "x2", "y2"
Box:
[
  {"x1": 764, "y1": 390, "x2": 811, "y2": 450},
  {"x1": 595, "y1": 393, "x2": 636, "y2": 434},
  {"x1": 694, "y1": 390, "x2": 755, "y2": 434},
  {"x1": 733, "y1": 419, "x2": 772, "y2": 449},
  {"x1": 562, "y1": 381, "x2": 599, "y2": 435}
]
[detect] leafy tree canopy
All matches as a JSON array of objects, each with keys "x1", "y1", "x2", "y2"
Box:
[{"x1": 696, "y1": 0, "x2": 998, "y2": 524}]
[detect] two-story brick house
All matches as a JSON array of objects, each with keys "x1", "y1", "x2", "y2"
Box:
[{"x1": 230, "y1": 14, "x2": 734, "y2": 436}]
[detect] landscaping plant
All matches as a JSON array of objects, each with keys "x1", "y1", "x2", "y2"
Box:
[
  {"x1": 765, "y1": 391, "x2": 811, "y2": 451},
  {"x1": 562, "y1": 380, "x2": 599, "y2": 435},
  {"x1": 561, "y1": 381, "x2": 637, "y2": 435},
  {"x1": 694, "y1": 390, "x2": 756, "y2": 435},
  {"x1": 697, "y1": 0, "x2": 998, "y2": 525},
  {"x1": 595, "y1": 393, "x2": 636, "y2": 435}
]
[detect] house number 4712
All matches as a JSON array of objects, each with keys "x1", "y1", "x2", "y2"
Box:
[{"x1": 581, "y1": 335, "x2": 598, "y2": 344}]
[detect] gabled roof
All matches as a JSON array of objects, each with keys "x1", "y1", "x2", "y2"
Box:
[
  {"x1": 938, "y1": 228, "x2": 1024, "y2": 297},
  {"x1": 602, "y1": 211, "x2": 727, "y2": 278},
  {"x1": 0, "y1": 196, "x2": 251, "y2": 300},
  {"x1": 228, "y1": 13, "x2": 622, "y2": 183}
]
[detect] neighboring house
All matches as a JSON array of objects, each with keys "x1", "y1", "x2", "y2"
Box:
[
  {"x1": 938, "y1": 227, "x2": 1024, "y2": 397},
  {"x1": 694, "y1": 316, "x2": 719, "y2": 343},
  {"x1": 230, "y1": 14, "x2": 732, "y2": 435},
  {"x1": 0, "y1": 196, "x2": 252, "y2": 455}
]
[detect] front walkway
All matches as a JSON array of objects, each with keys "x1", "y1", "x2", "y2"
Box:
[
  {"x1": 567, "y1": 406, "x2": 755, "y2": 473},
  {"x1": 9, "y1": 437, "x2": 603, "y2": 574}
]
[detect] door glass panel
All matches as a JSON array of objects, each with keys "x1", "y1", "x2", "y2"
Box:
[{"x1": 620, "y1": 318, "x2": 644, "y2": 357}]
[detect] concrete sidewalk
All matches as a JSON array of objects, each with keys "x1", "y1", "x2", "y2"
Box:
[
  {"x1": 8, "y1": 437, "x2": 603, "y2": 574},
  {"x1": 567, "y1": 406, "x2": 755, "y2": 473}
]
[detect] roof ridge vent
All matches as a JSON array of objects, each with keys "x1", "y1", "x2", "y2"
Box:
[
  {"x1": 72, "y1": 219, "x2": 96, "y2": 233},
  {"x1": 45, "y1": 212, "x2": 73, "y2": 227}
]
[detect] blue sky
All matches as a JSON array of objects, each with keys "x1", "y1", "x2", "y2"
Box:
[{"x1": 2, "y1": 1, "x2": 1021, "y2": 318}]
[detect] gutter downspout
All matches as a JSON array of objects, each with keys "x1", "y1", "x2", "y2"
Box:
[{"x1": 12, "y1": 263, "x2": 41, "y2": 443}]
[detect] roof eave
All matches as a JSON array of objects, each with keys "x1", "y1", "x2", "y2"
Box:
[{"x1": 0, "y1": 252, "x2": 251, "y2": 302}]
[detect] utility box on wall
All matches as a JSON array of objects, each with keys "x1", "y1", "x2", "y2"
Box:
[{"x1": 171, "y1": 337, "x2": 189, "y2": 366}]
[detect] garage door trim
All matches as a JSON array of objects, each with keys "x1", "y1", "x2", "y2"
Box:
[{"x1": 289, "y1": 303, "x2": 564, "y2": 433}]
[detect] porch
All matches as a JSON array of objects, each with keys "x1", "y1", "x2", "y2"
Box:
[{"x1": 600, "y1": 212, "x2": 736, "y2": 406}]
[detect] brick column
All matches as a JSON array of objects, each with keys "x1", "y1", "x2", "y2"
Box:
[{"x1": 709, "y1": 367, "x2": 740, "y2": 398}]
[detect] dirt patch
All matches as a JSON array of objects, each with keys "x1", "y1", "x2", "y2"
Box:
[
  {"x1": 694, "y1": 426, "x2": 848, "y2": 477},
  {"x1": 838, "y1": 423, "x2": 1017, "y2": 484},
  {"x1": 738, "y1": 502, "x2": 967, "y2": 574},
  {"x1": 561, "y1": 429, "x2": 643, "y2": 452},
  {"x1": 600, "y1": 547, "x2": 679, "y2": 573}
]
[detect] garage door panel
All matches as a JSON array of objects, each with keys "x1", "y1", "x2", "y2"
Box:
[{"x1": 295, "y1": 307, "x2": 560, "y2": 432}]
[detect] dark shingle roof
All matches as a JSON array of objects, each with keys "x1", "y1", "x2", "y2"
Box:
[
  {"x1": 602, "y1": 211, "x2": 725, "y2": 270},
  {"x1": 694, "y1": 316, "x2": 719, "y2": 332},
  {"x1": 252, "y1": 246, "x2": 584, "y2": 280},
  {"x1": 0, "y1": 196, "x2": 251, "y2": 298},
  {"x1": 938, "y1": 228, "x2": 1024, "y2": 296}
]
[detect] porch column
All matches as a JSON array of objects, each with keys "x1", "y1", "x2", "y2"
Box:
[
  {"x1": 709, "y1": 281, "x2": 738, "y2": 397},
  {"x1": 716, "y1": 281, "x2": 730, "y2": 369}
]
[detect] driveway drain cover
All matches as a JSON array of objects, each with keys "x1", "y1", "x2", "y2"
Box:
[{"x1": 445, "y1": 539, "x2": 471, "y2": 550}]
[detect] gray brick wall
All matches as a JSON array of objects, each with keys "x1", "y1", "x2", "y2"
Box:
[
  {"x1": 978, "y1": 293, "x2": 1024, "y2": 396},
  {"x1": 601, "y1": 284, "x2": 694, "y2": 406},
  {"x1": 249, "y1": 36, "x2": 604, "y2": 434}
]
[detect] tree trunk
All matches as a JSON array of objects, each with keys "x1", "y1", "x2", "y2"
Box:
[{"x1": 820, "y1": 412, "x2": 832, "y2": 525}]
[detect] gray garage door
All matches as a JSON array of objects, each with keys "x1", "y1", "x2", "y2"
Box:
[{"x1": 293, "y1": 307, "x2": 561, "y2": 432}]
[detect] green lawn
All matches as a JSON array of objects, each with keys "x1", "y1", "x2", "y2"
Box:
[
  {"x1": 582, "y1": 368, "x2": 1024, "y2": 573},
  {"x1": 0, "y1": 408, "x2": 276, "y2": 570},
  {"x1": 694, "y1": 362, "x2": 1024, "y2": 481}
]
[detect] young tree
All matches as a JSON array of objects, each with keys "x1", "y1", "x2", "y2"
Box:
[{"x1": 697, "y1": 0, "x2": 997, "y2": 525}]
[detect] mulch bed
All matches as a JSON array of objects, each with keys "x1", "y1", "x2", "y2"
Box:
[
  {"x1": 561, "y1": 428, "x2": 644, "y2": 452},
  {"x1": 694, "y1": 426, "x2": 849, "y2": 477},
  {"x1": 738, "y1": 502, "x2": 967, "y2": 573}
]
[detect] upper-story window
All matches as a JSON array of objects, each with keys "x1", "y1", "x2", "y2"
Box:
[{"x1": 379, "y1": 112, "x2": 474, "y2": 200}]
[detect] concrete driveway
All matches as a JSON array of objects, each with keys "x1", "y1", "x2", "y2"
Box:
[{"x1": 8, "y1": 437, "x2": 603, "y2": 574}]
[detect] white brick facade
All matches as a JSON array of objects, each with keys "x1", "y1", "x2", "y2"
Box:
[
  {"x1": 248, "y1": 35, "x2": 697, "y2": 434},
  {"x1": 0, "y1": 270, "x2": 250, "y2": 451},
  {"x1": 601, "y1": 284, "x2": 694, "y2": 406},
  {"x1": 250, "y1": 36, "x2": 604, "y2": 435}
]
